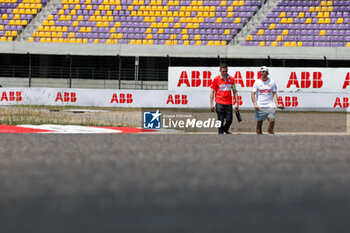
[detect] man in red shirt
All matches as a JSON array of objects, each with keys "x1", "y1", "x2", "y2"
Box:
[{"x1": 210, "y1": 63, "x2": 239, "y2": 134}]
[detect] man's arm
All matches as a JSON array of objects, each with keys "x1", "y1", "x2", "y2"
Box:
[
  {"x1": 210, "y1": 89, "x2": 215, "y2": 112},
  {"x1": 251, "y1": 92, "x2": 259, "y2": 110},
  {"x1": 273, "y1": 92, "x2": 284, "y2": 109},
  {"x1": 233, "y1": 89, "x2": 239, "y2": 110}
]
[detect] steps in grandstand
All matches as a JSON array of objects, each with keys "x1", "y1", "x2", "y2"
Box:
[
  {"x1": 232, "y1": 0, "x2": 280, "y2": 45},
  {"x1": 19, "y1": 0, "x2": 62, "y2": 41}
]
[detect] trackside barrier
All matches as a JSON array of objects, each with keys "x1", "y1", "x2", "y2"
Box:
[{"x1": 0, "y1": 88, "x2": 349, "y2": 112}]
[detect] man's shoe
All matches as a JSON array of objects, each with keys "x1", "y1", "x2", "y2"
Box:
[{"x1": 225, "y1": 131, "x2": 232, "y2": 134}]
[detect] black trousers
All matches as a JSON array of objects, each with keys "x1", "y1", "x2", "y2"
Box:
[{"x1": 215, "y1": 103, "x2": 233, "y2": 134}]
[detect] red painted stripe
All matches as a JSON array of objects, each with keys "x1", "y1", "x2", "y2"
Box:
[
  {"x1": 0, "y1": 125, "x2": 53, "y2": 133},
  {"x1": 92, "y1": 126, "x2": 157, "y2": 133}
]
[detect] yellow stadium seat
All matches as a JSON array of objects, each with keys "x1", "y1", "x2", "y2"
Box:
[
  {"x1": 305, "y1": 18, "x2": 311, "y2": 24},
  {"x1": 321, "y1": 6, "x2": 327, "y2": 12},
  {"x1": 0, "y1": 37, "x2": 7, "y2": 42},
  {"x1": 279, "y1": 12, "x2": 286, "y2": 18},
  {"x1": 323, "y1": 12, "x2": 329, "y2": 18},
  {"x1": 28, "y1": 37, "x2": 34, "y2": 42},
  {"x1": 38, "y1": 25, "x2": 43, "y2": 31},
  {"x1": 194, "y1": 34, "x2": 200, "y2": 40},
  {"x1": 57, "y1": 32, "x2": 62, "y2": 37},
  {"x1": 72, "y1": 21, "x2": 79, "y2": 27},
  {"x1": 257, "y1": 29, "x2": 264, "y2": 35},
  {"x1": 224, "y1": 29, "x2": 230, "y2": 35},
  {"x1": 315, "y1": 6, "x2": 321, "y2": 11},
  {"x1": 316, "y1": 12, "x2": 323, "y2": 18},
  {"x1": 324, "y1": 18, "x2": 330, "y2": 24},
  {"x1": 44, "y1": 31, "x2": 50, "y2": 37},
  {"x1": 13, "y1": 14, "x2": 19, "y2": 20},
  {"x1": 11, "y1": 31, "x2": 17, "y2": 37},
  {"x1": 309, "y1": 6, "x2": 315, "y2": 12},
  {"x1": 259, "y1": 41, "x2": 265, "y2": 46},
  {"x1": 282, "y1": 29, "x2": 288, "y2": 35},
  {"x1": 58, "y1": 38, "x2": 65, "y2": 43},
  {"x1": 318, "y1": 18, "x2": 325, "y2": 24},
  {"x1": 319, "y1": 30, "x2": 326, "y2": 36},
  {"x1": 290, "y1": 41, "x2": 297, "y2": 47},
  {"x1": 346, "y1": 42, "x2": 350, "y2": 47},
  {"x1": 269, "y1": 24, "x2": 275, "y2": 29},
  {"x1": 182, "y1": 34, "x2": 188, "y2": 40},
  {"x1": 181, "y1": 29, "x2": 187, "y2": 34},
  {"x1": 246, "y1": 35, "x2": 252, "y2": 41},
  {"x1": 117, "y1": 33, "x2": 123, "y2": 39},
  {"x1": 214, "y1": 41, "x2": 221, "y2": 46},
  {"x1": 336, "y1": 18, "x2": 343, "y2": 24},
  {"x1": 51, "y1": 31, "x2": 57, "y2": 37},
  {"x1": 327, "y1": 6, "x2": 333, "y2": 11},
  {"x1": 207, "y1": 41, "x2": 214, "y2": 46},
  {"x1": 195, "y1": 41, "x2": 201, "y2": 45},
  {"x1": 276, "y1": 35, "x2": 283, "y2": 41},
  {"x1": 39, "y1": 38, "x2": 46, "y2": 42},
  {"x1": 232, "y1": 18, "x2": 240, "y2": 24},
  {"x1": 326, "y1": 1, "x2": 332, "y2": 6},
  {"x1": 215, "y1": 18, "x2": 222, "y2": 23},
  {"x1": 271, "y1": 41, "x2": 278, "y2": 47},
  {"x1": 280, "y1": 18, "x2": 287, "y2": 23}
]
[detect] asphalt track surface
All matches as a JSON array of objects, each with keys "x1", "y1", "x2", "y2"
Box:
[{"x1": 1, "y1": 134, "x2": 350, "y2": 233}]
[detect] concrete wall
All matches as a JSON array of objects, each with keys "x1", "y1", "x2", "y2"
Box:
[{"x1": 1, "y1": 41, "x2": 349, "y2": 60}]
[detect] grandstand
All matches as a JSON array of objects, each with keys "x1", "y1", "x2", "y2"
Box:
[{"x1": 0, "y1": 0, "x2": 350, "y2": 88}]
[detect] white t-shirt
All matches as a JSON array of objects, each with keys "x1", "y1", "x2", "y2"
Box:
[{"x1": 252, "y1": 78, "x2": 277, "y2": 107}]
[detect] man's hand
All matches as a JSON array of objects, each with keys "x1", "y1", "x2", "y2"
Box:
[
  {"x1": 277, "y1": 104, "x2": 285, "y2": 110},
  {"x1": 210, "y1": 104, "x2": 215, "y2": 112},
  {"x1": 254, "y1": 103, "x2": 260, "y2": 111}
]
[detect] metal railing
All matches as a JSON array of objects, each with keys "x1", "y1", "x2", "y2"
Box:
[{"x1": 0, "y1": 66, "x2": 168, "y2": 89}]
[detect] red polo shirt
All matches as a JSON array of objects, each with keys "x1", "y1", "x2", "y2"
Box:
[{"x1": 210, "y1": 75, "x2": 235, "y2": 105}]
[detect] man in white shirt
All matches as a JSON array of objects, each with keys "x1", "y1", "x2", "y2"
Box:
[{"x1": 251, "y1": 66, "x2": 284, "y2": 134}]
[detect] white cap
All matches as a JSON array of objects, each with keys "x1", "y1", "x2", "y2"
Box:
[{"x1": 260, "y1": 66, "x2": 269, "y2": 73}]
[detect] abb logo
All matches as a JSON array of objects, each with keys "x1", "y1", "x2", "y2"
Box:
[
  {"x1": 333, "y1": 97, "x2": 349, "y2": 108},
  {"x1": 278, "y1": 96, "x2": 299, "y2": 107},
  {"x1": 110, "y1": 93, "x2": 133, "y2": 103},
  {"x1": 55, "y1": 92, "x2": 77, "y2": 102},
  {"x1": 176, "y1": 70, "x2": 262, "y2": 87},
  {"x1": 0, "y1": 91, "x2": 22, "y2": 101},
  {"x1": 343, "y1": 72, "x2": 350, "y2": 89},
  {"x1": 166, "y1": 94, "x2": 188, "y2": 105},
  {"x1": 177, "y1": 71, "x2": 213, "y2": 87},
  {"x1": 287, "y1": 72, "x2": 323, "y2": 88},
  {"x1": 232, "y1": 95, "x2": 243, "y2": 106}
]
